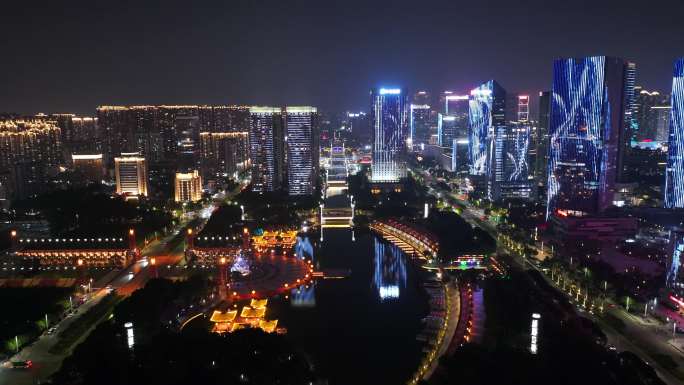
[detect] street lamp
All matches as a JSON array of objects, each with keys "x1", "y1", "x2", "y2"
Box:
[{"x1": 240, "y1": 205, "x2": 245, "y2": 221}]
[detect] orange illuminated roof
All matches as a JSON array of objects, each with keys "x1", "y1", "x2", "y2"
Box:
[
  {"x1": 210, "y1": 310, "x2": 237, "y2": 323},
  {"x1": 230, "y1": 323, "x2": 247, "y2": 332},
  {"x1": 259, "y1": 319, "x2": 278, "y2": 333},
  {"x1": 250, "y1": 298, "x2": 268, "y2": 309},
  {"x1": 240, "y1": 306, "x2": 266, "y2": 318}
]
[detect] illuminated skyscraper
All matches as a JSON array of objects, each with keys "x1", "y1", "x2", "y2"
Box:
[
  {"x1": 489, "y1": 124, "x2": 532, "y2": 200},
  {"x1": 114, "y1": 153, "x2": 148, "y2": 197},
  {"x1": 618, "y1": 61, "x2": 638, "y2": 182},
  {"x1": 285, "y1": 106, "x2": 319, "y2": 196},
  {"x1": 665, "y1": 58, "x2": 684, "y2": 208},
  {"x1": 468, "y1": 80, "x2": 506, "y2": 176},
  {"x1": 409, "y1": 104, "x2": 431, "y2": 149},
  {"x1": 632, "y1": 88, "x2": 666, "y2": 143},
  {"x1": 371, "y1": 88, "x2": 408, "y2": 183},
  {"x1": 546, "y1": 56, "x2": 634, "y2": 218},
  {"x1": 175, "y1": 170, "x2": 203, "y2": 202},
  {"x1": 249, "y1": 107, "x2": 285, "y2": 192}
]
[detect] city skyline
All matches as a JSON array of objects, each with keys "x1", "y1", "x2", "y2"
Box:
[
  {"x1": 3, "y1": 3, "x2": 684, "y2": 385},
  {"x1": 2, "y1": 1, "x2": 683, "y2": 115}
]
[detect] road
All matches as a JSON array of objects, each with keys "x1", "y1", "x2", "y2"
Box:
[{"x1": 0, "y1": 198, "x2": 219, "y2": 385}]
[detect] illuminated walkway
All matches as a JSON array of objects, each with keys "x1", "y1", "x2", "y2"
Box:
[{"x1": 369, "y1": 219, "x2": 438, "y2": 259}]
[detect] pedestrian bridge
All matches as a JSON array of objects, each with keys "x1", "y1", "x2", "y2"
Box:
[{"x1": 321, "y1": 207, "x2": 354, "y2": 228}]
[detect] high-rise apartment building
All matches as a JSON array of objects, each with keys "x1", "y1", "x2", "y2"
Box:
[
  {"x1": 72, "y1": 154, "x2": 104, "y2": 183},
  {"x1": 546, "y1": 56, "x2": 634, "y2": 218},
  {"x1": 285, "y1": 107, "x2": 319, "y2": 196},
  {"x1": 249, "y1": 107, "x2": 285, "y2": 193},
  {"x1": 175, "y1": 170, "x2": 203, "y2": 202},
  {"x1": 665, "y1": 58, "x2": 684, "y2": 208},
  {"x1": 0, "y1": 120, "x2": 62, "y2": 199},
  {"x1": 97, "y1": 105, "x2": 251, "y2": 169},
  {"x1": 370, "y1": 88, "x2": 408, "y2": 183},
  {"x1": 199, "y1": 132, "x2": 250, "y2": 180},
  {"x1": 114, "y1": 153, "x2": 148, "y2": 198}
]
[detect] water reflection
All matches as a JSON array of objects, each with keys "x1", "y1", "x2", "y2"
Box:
[
  {"x1": 291, "y1": 283, "x2": 316, "y2": 307},
  {"x1": 373, "y1": 238, "x2": 407, "y2": 301},
  {"x1": 295, "y1": 236, "x2": 314, "y2": 261}
]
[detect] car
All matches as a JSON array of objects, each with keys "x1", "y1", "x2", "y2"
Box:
[
  {"x1": 10, "y1": 360, "x2": 32, "y2": 369},
  {"x1": 47, "y1": 327, "x2": 57, "y2": 335}
]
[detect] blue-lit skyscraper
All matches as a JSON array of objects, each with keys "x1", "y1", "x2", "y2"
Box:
[
  {"x1": 468, "y1": 80, "x2": 506, "y2": 176},
  {"x1": 665, "y1": 58, "x2": 684, "y2": 208},
  {"x1": 546, "y1": 56, "x2": 634, "y2": 218},
  {"x1": 489, "y1": 123, "x2": 532, "y2": 200},
  {"x1": 371, "y1": 87, "x2": 408, "y2": 182}
]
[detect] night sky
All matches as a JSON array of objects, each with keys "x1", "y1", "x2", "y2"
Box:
[{"x1": 2, "y1": 0, "x2": 683, "y2": 115}]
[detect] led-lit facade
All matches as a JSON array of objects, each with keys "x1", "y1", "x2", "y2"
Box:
[
  {"x1": 371, "y1": 88, "x2": 408, "y2": 183},
  {"x1": 546, "y1": 56, "x2": 633, "y2": 218},
  {"x1": 667, "y1": 228, "x2": 684, "y2": 293},
  {"x1": 468, "y1": 81, "x2": 506, "y2": 176},
  {"x1": 175, "y1": 170, "x2": 203, "y2": 202},
  {"x1": 489, "y1": 124, "x2": 532, "y2": 200},
  {"x1": 285, "y1": 106, "x2": 319, "y2": 196},
  {"x1": 114, "y1": 153, "x2": 148, "y2": 197},
  {"x1": 665, "y1": 58, "x2": 684, "y2": 208}
]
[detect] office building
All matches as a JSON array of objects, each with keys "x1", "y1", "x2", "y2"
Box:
[
  {"x1": 632, "y1": 88, "x2": 664, "y2": 143},
  {"x1": 72, "y1": 154, "x2": 104, "y2": 182},
  {"x1": 175, "y1": 170, "x2": 203, "y2": 202},
  {"x1": 468, "y1": 80, "x2": 506, "y2": 176},
  {"x1": 489, "y1": 124, "x2": 533, "y2": 200},
  {"x1": 370, "y1": 88, "x2": 408, "y2": 183},
  {"x1": 285, "y1": 106, "x2": 319, "y2": 196},
  {"x1": 114, "y1": 153, "x2": 148, "y2": 197},
  {"x1": 249, "y1": 107, "x2": 285, "y2": 192},
  {"x1": 410, "y1": 104, "x2": 431, "y2": 149},
  {"x1": 665, "y1": 58, "x2": 684, "y2": 208},
  {"x1": 546, "y1": 56, "x2": 635, "y2": 218}
]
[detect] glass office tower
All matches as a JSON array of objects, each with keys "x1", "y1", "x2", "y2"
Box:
[
  {"x1": 468, "y1": 80, "x2": 506, "y2": 176},
  {"x1": 546, "y1": 56, "x2": 633, "y2": 218},
  {"x1": 371, "y1": 88, "x2": 408, "y2": 183}
]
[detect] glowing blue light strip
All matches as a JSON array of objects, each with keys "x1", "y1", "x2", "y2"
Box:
[{"x1": 665, "y1": 58, "x2": 684, "y2": 208}]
